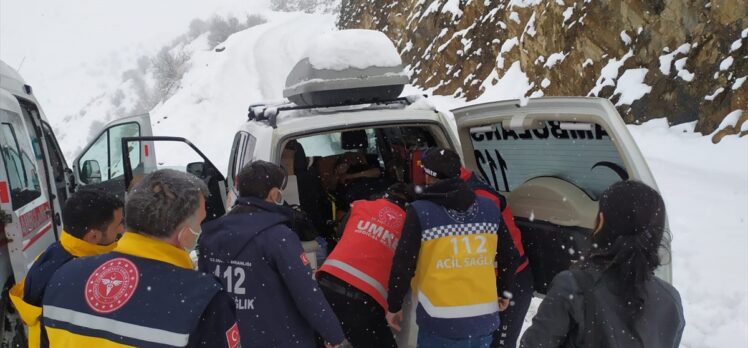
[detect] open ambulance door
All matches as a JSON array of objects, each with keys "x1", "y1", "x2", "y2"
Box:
[
  {"x1": 71, "y1": 114, "x2": 156, "y2": 199},
  {"x1": 451, "y1": 97, "x2": 669, "y2": 294},
  {"x1": 0, "y1": 90, "x2": 57, "y2": 281},
  {"x1": 121, "y1": 136, "x2": 227, "y2": 223}
]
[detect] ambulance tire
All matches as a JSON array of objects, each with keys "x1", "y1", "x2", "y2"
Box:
[{"x1": 0, "y1": 280, "x2": 27, "y2": 348}]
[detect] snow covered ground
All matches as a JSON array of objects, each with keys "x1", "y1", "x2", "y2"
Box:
[
  {"x1": 3, "y1": 6, "x2": 746, "y2": 347},
  {"x1": 627, "y1": 120, "x2": 748, "y2": 347}
]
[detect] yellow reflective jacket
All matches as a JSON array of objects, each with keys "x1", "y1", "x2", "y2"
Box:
[{"x1": 9, "y1": 231, "x2": 116, "y2": 347}]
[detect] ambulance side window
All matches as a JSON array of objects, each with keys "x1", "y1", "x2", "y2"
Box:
[
  {"x1": 228, "y1": 132, "x2": 256, "y2": 179},
  {"x1": 0, "y1": 117, "x2": 42, "y2": 210}
]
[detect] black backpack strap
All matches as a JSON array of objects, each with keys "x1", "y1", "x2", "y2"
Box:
[{"x1": 569, "y1": 269, "x2": 598, "y2": 348}]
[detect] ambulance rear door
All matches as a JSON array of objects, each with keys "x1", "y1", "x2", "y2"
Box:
[
  {"x1": 451, "y1": 97, "x2": 669, "y2": 293},
  {"x1": 0, "y1": 90, "x2": 56, "y2": 281},
  {"x1": 71, "y1": 114, "x2": 156, "y2": 198}
]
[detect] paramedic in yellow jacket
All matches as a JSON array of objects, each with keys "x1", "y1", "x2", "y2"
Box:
[
  {"x1": 9, "y1": 189, "x2": 124, "y2": 347},
  {"x1": 386, "y1": 148, "x2": 523, "y2": 348}
]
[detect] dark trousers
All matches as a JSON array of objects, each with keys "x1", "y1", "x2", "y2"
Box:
[
  {"x1": 493, "y1": 268, "x2": 534, "y2": 348},
  {"x1": 318, "y1": 274, "x2": 398, "y2": 348}
]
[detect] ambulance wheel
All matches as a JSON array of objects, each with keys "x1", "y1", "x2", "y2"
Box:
[{"x1": 1, "y1": 282, "x2": 27, "y2": 348}]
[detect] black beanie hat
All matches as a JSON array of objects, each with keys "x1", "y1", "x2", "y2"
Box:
[{"x1": 421, "y1": 147, "x2": 461, "y2": 179}]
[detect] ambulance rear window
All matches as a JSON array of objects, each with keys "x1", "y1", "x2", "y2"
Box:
[{"x1": 468, "y1": 121, "x2": 627, "y2": 200}]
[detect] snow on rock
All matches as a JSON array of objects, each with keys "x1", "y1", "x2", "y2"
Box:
[
  {"x1": 620, "y1": 30, "x2": 632, "y2": 45},
  {"x1": 733, "y1": 76, "x2": 746, "y2": 90},
  {"x1": 304, "y1": 29, "x2": 401, "y2": 71},
  {"x1": 541, "y1": 78, "x2": 551, "y2": 88},
  {"x1": 475, "y1": 61, "x2": 532, "y2": 104},
  {"x1": 544, "y1": 52, "x2": 567, "y2": 68},
  {"x1": 612, "y1": 68, "x2": 651, "y2": 106},
  {"x1": 715, "y1": 110, "x2": 744, "y2": 131},
  {"x1": 497, "y1": 37, "x2": 519, "y2": 69},
  {"x1": 730, "y1": 38, "x2": 743, "y2": 53},
  {"x1": 421, "y1": 0, "x2": 442, "y2": 19},
  {"x1": 562, "y1": 7, "x2": 574, "y2": 24},
  {"x1": 674, "y1": 57, "x2": 695, "y2": 81},
  {"x1": 589, "y1": 50, "x2": 634, "y2": 96},
  {"x1": 719, "y1": 56, "x2": 734, "y2": 71},
  {"x1": 524, "y1": 12, "x2": 537, "y2": 38},
  {"x1": 582, "y1": 58, "x2": 593, "y2": 68},
  {"x1": 659, "y1": 43, "x2": 691, "y2": 75},
  {"x1": 705, "y1": 87, "x2": 725, "y2": 101},
  {"x1": 509, "y1": 11, "x2": 521, "y2": 24},
  {"x1": 441, "y1": 0, "x2": 463, "y2": 19},
  {"x1": 508, "y1": 0, "x2": 542, "y2": 7}
]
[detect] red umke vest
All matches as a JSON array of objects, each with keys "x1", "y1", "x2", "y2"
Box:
[{"x1": 319, "y1": 199, "x2": 406, "y2": 308}]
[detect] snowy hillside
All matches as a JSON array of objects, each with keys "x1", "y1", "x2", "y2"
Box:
[{"x1": 51, "y1": 10, "x2": 747, "y2": 348}]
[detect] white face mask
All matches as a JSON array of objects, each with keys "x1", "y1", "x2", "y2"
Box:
[
  {"x1": 274, "y1": 189, "x2": 284, "y2": 206},
  {"x1": 182, "y1": 226, "x2": 201, "y2": 251}
]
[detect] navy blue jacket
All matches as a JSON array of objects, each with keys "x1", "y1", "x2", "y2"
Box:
[
  {"x1": 42, "y1": 249, "x2": 237, "y2": 347},
  {"x1": 24, "y1": 242, "x2": 74, "y2": 307},
  {"x1": 198, "y1": 196, "x2": 345, "y2": 347}
]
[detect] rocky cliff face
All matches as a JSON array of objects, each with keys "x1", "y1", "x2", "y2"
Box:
[{"x1": 339, "y1": 0, "x2": 747, "y2": 139}]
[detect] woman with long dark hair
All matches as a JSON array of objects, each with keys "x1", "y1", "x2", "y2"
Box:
[{"x1": 521, "y1": 180, "x2": 685, "y2": 348}]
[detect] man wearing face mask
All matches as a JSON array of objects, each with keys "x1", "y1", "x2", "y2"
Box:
[
  {"x1": 10, "y1": 189, "x2": 123, "y2": 348},
  {"x1": 41, "y1": 169, "x2": 240, "y2": 347},
  {"x1": 198, "y1": 161, "x2": 347, "y2": 348}
]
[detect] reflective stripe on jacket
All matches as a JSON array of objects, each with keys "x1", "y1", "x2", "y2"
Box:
[
  {"x1": 9, "y1": 231, "x2": 115, "y2": 348},
  {"x1": 412, "y1": 198, "x2": 500, "y2": 320},
  {"x1": 319, "y1": 199, "x2": 406, "y2": 308},
  {"x1": 42, "y1": 232, "x2": 236, "y2": 347}
]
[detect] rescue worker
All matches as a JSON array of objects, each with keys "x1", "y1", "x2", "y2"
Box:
[
  {"x1": 41, "y1": 169, "x2": 240, "y2": 347},
  {"x1": 9, "y1": 189, "x2": 123, "y2": 347},
  {"x1": 198, "y1": 161, "x2": 347, "y2": 348},
  {"x1": 460, "y1": 167, "x2": 534, "y2": 348},
  {"x1": 386, "y1": 148, "x2": 523, "y2": 348},
  {"x1": 317, "y1": 183, "x2": 414, "y2": 348}
]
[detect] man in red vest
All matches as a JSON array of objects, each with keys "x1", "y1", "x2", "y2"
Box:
[
  {"x1": 317, "y1": 183, "x2": 414, "y2": 348},
  {"x1": 460, "y1": 167, "x2": 534, "y2": 348}
]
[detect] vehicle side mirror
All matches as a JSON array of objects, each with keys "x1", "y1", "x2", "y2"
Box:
[
  {"x1": 81, "y1": 160, "x2": 102, "y2": 184},
  {"x1": 186, "y1": 162, "x2": 205, "y2": 178}
]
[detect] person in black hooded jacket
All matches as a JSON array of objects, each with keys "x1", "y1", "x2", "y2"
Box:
[
  {"x1": 520, "y1": 181, "x2": 685, "y2": 348},
  {"x1": 198, "y1": 161, "x2": 346, "y2": 348},
  {"x1": 386, "y1": 148, "x2": 523, "y2": 347}
]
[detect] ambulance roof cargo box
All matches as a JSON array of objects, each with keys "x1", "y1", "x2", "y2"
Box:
[{"x1": 283, "y1": 29, "x2": 409, "y2": 107}]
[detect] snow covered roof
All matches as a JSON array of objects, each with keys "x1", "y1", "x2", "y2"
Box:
[
  {"x1": 302, "y1": 29, "x2": 402, "y2": 71},
  {"x1": 283, "y1": 29, "x2": 409, "y2": 107}
]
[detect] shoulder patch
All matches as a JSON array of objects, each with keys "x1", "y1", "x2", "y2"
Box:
[
  {"x1": 85, "y1": 257, "x2": 139, "y2": 314},
  {"x1": 226, "y1": 322, "x2": 241, "y2": 348}
]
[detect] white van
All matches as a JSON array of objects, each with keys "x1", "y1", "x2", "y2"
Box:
[
  {"x1": 2, "y1": 51, "x2": 667, "y2": 346},
  {"x1": 101, "y1": 63, "x2": 667, "y2": 345}
]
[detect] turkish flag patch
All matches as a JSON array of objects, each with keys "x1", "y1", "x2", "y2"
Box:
[
  {"x1": 226, "y1": 322, "x2": 240, "y2": 348},
  {"x1": 300, "y1": 253, "x2": 310, "y2": 266}
]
